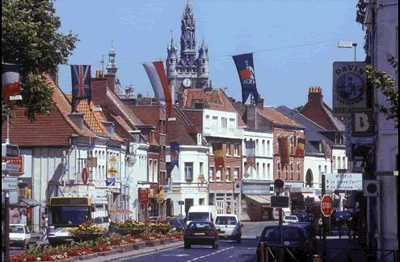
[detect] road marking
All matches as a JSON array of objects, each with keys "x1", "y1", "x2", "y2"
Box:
[{"x1": 185, "y1": 247, "x2": 234, "y2": 262}]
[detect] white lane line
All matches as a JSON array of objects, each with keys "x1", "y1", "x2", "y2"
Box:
[{"x1": 185, "y1": 247, "x2": 234, "y2": 262}]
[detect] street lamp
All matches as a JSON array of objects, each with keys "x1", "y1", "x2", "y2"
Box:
[{"x1": 338, "y1": 41, "x2": 357, "y2": 61}]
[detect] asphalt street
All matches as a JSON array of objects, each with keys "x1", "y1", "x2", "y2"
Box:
[{"x1": 120, "y1": 239, "x2": 258, "y2": 262}]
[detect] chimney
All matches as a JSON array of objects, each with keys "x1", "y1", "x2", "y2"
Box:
[
  {"x1": 90, "y1": 75, "x2": 108, "y2": 106},
  {"x1": 68, "y1": 113, "x2": 85, "y2": 130},
  {"x1": 256, "y1": 97, "x2": 264, "y2": 110},
  {"x1": 129, "y1": 130, "x2": 141, "y2": 143},
  {"x1": 308, "y1": 86, "x2": 323, "y2": 105},
  {"x1": 102, "y1": 121, "x2": 114, "y2": 135},
  {"x1": 105, "y1": 74, "x2": 115, "y2": 93},
  {"x1": 247, "y1": 104, "x2": 257, "y2": 129},
  {"x1": 49, "y1": 69, "x2": 59, "y2": 86}
]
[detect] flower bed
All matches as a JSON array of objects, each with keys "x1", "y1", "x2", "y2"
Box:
[{"x1": 10, "y1": 219, "x2": 178, "y2": 261}]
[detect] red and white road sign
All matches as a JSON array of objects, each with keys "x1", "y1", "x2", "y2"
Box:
[
  {"x1": 81, "y1": 168, "x2": 89, "y2": 185},
  {"x1": 321, "y1": 194, "x2": 334, "y2": 217}
]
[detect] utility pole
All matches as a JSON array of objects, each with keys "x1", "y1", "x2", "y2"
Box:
[{"x1": 5, "y1": 191, "x2": 10, "y2": 262}]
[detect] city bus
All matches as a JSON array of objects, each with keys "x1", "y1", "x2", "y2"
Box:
[{"x1": 47, "y1": 195, "x2": 109, "y2": 245}]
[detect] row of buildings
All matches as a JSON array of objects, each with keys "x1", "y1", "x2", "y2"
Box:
[{"x1": 2, "y1": 0, "x2": 349, "y2": 233}]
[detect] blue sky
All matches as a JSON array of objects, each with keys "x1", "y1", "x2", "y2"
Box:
[{"x1": 54, "y1": 0, "x2": 366, "y2": 109}]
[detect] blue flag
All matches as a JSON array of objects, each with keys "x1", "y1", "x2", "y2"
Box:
[
  {"x1": 71, "y1": 65, "x2": 91, "y2": 112},
  {"x1": 232, "y1": 53, "x2": 259, "y2": 104},
  {"x1": 170, "y1": 142, "x2": 180, "y2": 171}
]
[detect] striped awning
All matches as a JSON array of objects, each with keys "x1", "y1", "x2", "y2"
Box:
[{"x1": 246, "y1": 195, "x2": 271, "y2": 207}]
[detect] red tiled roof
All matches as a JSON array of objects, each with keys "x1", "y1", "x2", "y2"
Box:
[
  {"x1": 182, "y1": 88, "x2": 246, "y2": 126},
  {"x1": 167, "y1": 107, "x2": 196, "y2": 145},
  {"x1": 1, "y1": 74, "x2": 95, "y2": 146},
  {"x1": 260, "y1": 107, "x2": 303, "y2": 128},
  {"x1": 126, "y1": 105, "x2": 161, "y2": 126},
  {"x1": 65, "y1": 93, "x2": 124, "y2": 142}
]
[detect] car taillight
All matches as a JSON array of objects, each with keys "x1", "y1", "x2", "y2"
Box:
[{"x1": 209, "y1": 230, "x2": 218, "y2": 236}]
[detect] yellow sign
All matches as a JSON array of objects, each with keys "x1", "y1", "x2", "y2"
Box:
[
  {"x1": 107, "y1": 166, "x2": 117, "y2": 176},
  {"x1": 172, "y1": 189, "x2": 181, "y2": 194},
  {"x1": 158, "y1": 189, "x2": 165, "y2": 198},
  {"x1": 198, "y1": 174, "x2": 204, "y2": 180},
  {"x1": 109, "y1": 156, "x2": 117, "y2": 163},
  {"x1": 156, "y1": 197, "x2": 164, "y2": 204}
]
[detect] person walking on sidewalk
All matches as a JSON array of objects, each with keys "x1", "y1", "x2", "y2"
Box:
[{"x1": 42, "y1": 215, "x2": 49, "y2": 241}]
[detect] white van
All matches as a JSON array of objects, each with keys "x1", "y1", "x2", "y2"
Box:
[{"x1": 187, "y1": 205, "x2": 217, "y2": 225}]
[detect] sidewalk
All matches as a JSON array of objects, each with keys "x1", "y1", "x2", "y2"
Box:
[{"x1": 316, "y1": 237, "x2": 369, "y2": 261}]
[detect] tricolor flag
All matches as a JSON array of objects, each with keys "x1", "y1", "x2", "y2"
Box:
[
  {"x1": 232, "y1": 53, "x2": 259, "y2": 104},
  {"x1": 2, "y1": 63, "x2": 21, "y2": 103},
  {"x1": 142, "y1": 61, "x2": 172, "y2": 117},
  {"x1": 71, "y1": 65, "x2": 91, "y2": 113},
  {"x1": 170, "y1": 142, "x2": 180, "y2": 171},
  {"x1": 321, "y1": 140, "x2": 332, "y2": 160},
  {"x1": 245, "y1": 140, "x2": 256, "y2": 168},
  {"x1": 213, "y1": 142, "x2": 225, "y2": 168}
]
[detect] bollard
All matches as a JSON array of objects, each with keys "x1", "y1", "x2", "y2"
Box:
[{"x1": 260, "y1": 243, "x2": 265, "y2": 262}]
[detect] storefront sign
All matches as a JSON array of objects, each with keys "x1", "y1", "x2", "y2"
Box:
[{"x1": 139, "y1": 189, "x2": 149, "y2": 204}]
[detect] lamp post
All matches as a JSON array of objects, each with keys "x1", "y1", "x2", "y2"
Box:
[{"x1": 338, "y1": 41, "x2": 357, "y2": 61}]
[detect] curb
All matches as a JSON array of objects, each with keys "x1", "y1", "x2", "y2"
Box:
[{"x1": 83, "y1": 241, "x2": 184, "y2": 262}]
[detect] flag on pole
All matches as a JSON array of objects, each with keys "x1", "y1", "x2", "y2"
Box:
[
  {"x1": 170, "y1": 142, "x2": 180, "y2": 171},
  {"x1": 245, "y1": 140, "x2": 256, "y2": 168},
  {"x1": 280, "y1": 136, "x2": 290, "y2": 164},
  {"x1": 71, "y1": 65, "x2": 91, "y2": 113},
  {"x1": 232, "y1": 53, "x2": 259, "y2": 104},
  {"x1": 296, "y1": 138, "x2": 305, "y2": 157},
  {"x1": 2, "y1": 63, "x2": 21, "y2": 103},
  {"x1": 213, "y1": 142, "x2": 225, "y2": 168},
  {"x1": 142, "y1": 61, "x2": 172, "y2": 117}
]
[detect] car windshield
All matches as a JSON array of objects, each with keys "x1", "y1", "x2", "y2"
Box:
[
  {"x1": 261, "y1": 227, "x2": 303, "y2": 241},
  {"x1": 10, "y1": 226, "x2": 24, "y2": 233},
  {"x1": 215, "y1": 217, "x2": 237, "y2": 225},
  {"x1": 188, "y1": 222, "x2": 213, "y2": 230},
  {"x1": 187, "y1": 212, "x2": 209, "y2": 222},
  {"x1": 50, "y1": 206, "x2": 90, "y2": 226}
]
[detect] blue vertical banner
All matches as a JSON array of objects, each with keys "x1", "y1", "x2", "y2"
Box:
[
  {"x1": 170, "y1": 142, "x2": 180, "y2": 171},
  {"x1": 232, "y1": 53, "x2": 259, "y2": 104}
]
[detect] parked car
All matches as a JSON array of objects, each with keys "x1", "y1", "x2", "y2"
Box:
[
  {"x1": 165, "y1": 218, "x2": 186, "y2": 231},
  {"x1": 331, "y1": 211, "x2": 353, "y2": 226},
  {"x1": 214, "y1": 214, "x2": 243, "y2": 243},
  {"x1": 256, "y1": 225, "x2": 316, "y2": 262},
  {"x1": 183, "y1": 221, "x2": 219, "y2": 249},
  {"x1": 9, "y1": 224, "x2": 31, "y2": 249},
  {"x1": 284, "y1": 215, "x2": 299, "y2": 223},
  {"x1": 286, "y1": 222, "x2": 318, "y2": 247},
  {"x1": 294, "y1": 213, "x2": 305, "y2": 222}
]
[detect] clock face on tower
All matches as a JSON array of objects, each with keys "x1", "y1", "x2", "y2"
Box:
[{"x1": 183, "y1": 78, "x2": 192, "y2": 88}]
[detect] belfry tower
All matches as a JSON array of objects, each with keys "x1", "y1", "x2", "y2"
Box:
[{"x1": 166, "y1": 0, "x2": 210, "y2": 103}]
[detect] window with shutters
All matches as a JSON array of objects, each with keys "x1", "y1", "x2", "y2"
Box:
[{"x1": 226, "y1": 168, "x2": 231, "y2": 181}]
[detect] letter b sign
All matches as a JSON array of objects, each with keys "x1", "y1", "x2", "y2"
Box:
[{"x1": 352, "y1": 111, "x2": 374, "y2": 136}]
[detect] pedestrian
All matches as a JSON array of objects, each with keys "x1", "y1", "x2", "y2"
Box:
[{"x1": 318, "y1": 216, "x2": 323, "y2": 239}]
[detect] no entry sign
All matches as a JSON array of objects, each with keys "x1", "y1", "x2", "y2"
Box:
[{"x1": 321, "y1": 194, "x2": 334, "y2": 217}]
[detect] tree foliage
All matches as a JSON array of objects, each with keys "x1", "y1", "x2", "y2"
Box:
[
  {"x1": 2, "y1": 0, "x2": 79, "y2": 124},
  {"x1": 366, "y1": 53, "x2": 399, "y2": 129}
]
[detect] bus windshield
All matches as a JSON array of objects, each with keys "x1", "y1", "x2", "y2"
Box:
[{"x1": 50, "y1": 206, "x2": 90, "y2": 226}]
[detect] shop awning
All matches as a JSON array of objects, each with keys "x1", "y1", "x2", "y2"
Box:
[{"x1": 246, "y1": 195, "x2": 271, "y2": 208}]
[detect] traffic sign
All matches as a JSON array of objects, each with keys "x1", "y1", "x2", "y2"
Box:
[
  {"x1": 158, "y1": 189, "x2": 165, "y2": 198},
  {"x1": 157, "y1": 197, "x2": 164, "y2": 204},
  {"x1": 321, "y1": 194, "x2": 334, "y2": 217},
  {"x1": 364, "y1": 180, "x2": 380, "y2": 197},
  {"x1": 178, "y1": 200, "x2": 184, "y2": 205},
  {"x1": 107, "y1": 166, "x2": 117, "y2": 177},
  {"x1": 274, "y1": 179, "x2": 284, "y2": 189},
  {"x1": 106, "y1": 178, "x2": 115, "y2": 186}
]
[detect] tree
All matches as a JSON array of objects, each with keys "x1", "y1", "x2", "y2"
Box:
[
  {"x1": 366, "y1": 53, "x2": 398, "y2": 129},
  {"x1": 2, "y1": 0, "x2": 79, "y2": 124}
]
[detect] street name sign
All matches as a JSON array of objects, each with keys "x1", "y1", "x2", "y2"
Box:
[
  {"x1": 2, "y1": 177, "x2": 18, "y2": 190},
  {"x1": 321, "y1": 194, "x2": 334, "y2": 217},
  {"x1": 325, "y1": 173, "x2": 363, "y2": 191},
  {"x1": 271, "y1": 196, "x2": 289, "y2": 208}
]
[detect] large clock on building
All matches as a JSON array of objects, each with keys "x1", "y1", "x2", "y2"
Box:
[{"x1": 183, "y1": 78, "x2": 192, "y2": 88}]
